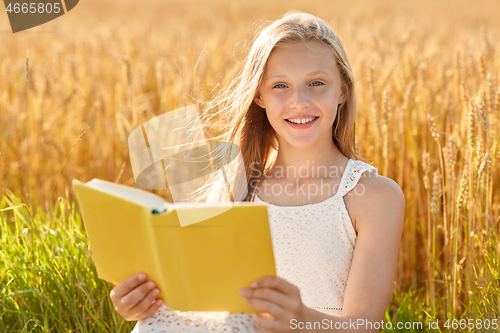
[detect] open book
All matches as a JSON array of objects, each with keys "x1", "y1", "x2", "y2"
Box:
[{"x1": 72, "y1": 178, "x2": 276, "y2": 312}]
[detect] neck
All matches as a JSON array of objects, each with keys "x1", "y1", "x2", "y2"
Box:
[{"x1": 269, "y1": 135, "x2": 348, "y2": 181}]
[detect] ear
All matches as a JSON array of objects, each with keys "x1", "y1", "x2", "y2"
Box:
[
  {"x1": 254, "y1": 93, "x2": 265, "y2": 109},
  {"x1": 338, "y1": 84, "x2": 348, "y2": 105}
]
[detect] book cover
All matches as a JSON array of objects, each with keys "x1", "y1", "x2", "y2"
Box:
[{"x1": 73, "y1": 179, "x2": 276, "y2": 312}]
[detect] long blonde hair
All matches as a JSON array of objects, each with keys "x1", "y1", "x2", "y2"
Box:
[{"x1": 191, "y1": 11, "x2": 362, "y2": 203}]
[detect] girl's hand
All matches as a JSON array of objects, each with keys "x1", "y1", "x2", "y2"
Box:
[
  {"x1": 110, "y1": 273, "x2": 163, "y2": 321},
  {"x1": 240, "y1": 276, "x2": 309, "y2": 332}
]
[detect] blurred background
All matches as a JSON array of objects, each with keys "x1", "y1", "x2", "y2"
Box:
[{"x1": 1, "y1": 0, "x2": 499, "y2": 331}]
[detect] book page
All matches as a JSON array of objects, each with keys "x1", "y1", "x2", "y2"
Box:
[{"x1": 85, "y1": 179, "x2": 167, "y2": 211}]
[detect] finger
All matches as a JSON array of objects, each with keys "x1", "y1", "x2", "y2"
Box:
[
  {"x1": 241, "y1": 287, "x2": 291, "y2": 310},
  {"x1": 120, "y1": 280, "x2": 157, "y2": 311},
  {"x1": 250, "y1": 276, "x2": 299, "y2": 298},
  {"x1": 253, "y1": 313, "x2": 286, "y2": 333},
  {"x1": 244, "y1": 297, "x2": 288, "y2": 320},
  {"x1": 110, "y1": 273, "x2": 147, "y2": 301},
  {"x1": 136, "y1": 298, "x2": 164, "y2": 321},
  {"x1": 129, "y1": 287, "x2": 161, "y2": 317}
]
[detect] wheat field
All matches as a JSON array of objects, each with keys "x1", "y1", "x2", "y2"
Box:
[{"x1": 1, "y1": 0, "x2": 499, "y2": 331}]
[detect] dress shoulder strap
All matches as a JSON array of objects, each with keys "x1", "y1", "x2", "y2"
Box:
[{"x1": 336, "y1": 159, "x2": 378, "y2": 198}]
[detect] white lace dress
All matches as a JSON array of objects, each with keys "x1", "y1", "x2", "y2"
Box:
[{"x1": 131, "y1": 158, "x2": 378, "y2": 332}]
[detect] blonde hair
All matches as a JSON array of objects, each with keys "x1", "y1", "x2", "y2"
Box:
[{"x1": 191, "y1": 11, "x2": 362, "y2": 203}]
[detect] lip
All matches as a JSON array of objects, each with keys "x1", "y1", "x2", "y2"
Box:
[
  {"x1": 285, "y1": 116, "x2": 319, "y2": 129},
  {"x1": 285, "y1": 114, "x2": 318, "y2": 120}
]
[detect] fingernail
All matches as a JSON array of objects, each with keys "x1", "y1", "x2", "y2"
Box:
[
  {"x1": 152, "y1": 288, "x2": 160, "y2": 296},
  {"x1": 138, "y1": 273, "x2": 146, "y2": 281},
  {"x1": 251, "y1": 281, "x2": 257, "y2": 288},
  {"x1": 147, "y1": 281, "x2": 155, "y2": 289},
  {"x1": 239, "y1": 288, "x2": 248, "y2": 296},
  {"x1": 156, "y1": 299, "x2": 163, "y2": 306}
]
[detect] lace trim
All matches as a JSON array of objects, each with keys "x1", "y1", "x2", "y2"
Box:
[
  {"x1": 312, "y1": 306, "x2": 343, "y2": 310},
  {"x1": 336, "y1": 159, "x2": 378, "y2": 198}
]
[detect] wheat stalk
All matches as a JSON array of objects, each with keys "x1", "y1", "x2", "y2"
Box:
[
  {"x1": 453, "y1": 165, "x2": 468, "y2": 313},
  {"x1": 478, "y1": 53, "x2": 487, "y2": 81},
  {"x1": 382, "y1": 90, "x2": 391, "y2": 175},
  {"x1": 467, "y1": 101, "x2": 478, "y2": 150},
  {"x1": 443, "y1": 135, "x2": 457, "y2": 276},
  {"x1": 431, "y1": 169, "x2": 442, "y2": 217}
]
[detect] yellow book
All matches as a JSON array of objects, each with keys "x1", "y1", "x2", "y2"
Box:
[{"x1": 72, "y1": 178, "x2": 276, "y2": 312}]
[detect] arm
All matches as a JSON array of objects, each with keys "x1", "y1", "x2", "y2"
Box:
[{"x1": 341, "y1": 173, "x2": 405, "y2": 326}]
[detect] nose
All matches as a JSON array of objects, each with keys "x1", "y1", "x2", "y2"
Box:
[{"x1": 289, "y1": 86, "x2": 311, "y2": 110}]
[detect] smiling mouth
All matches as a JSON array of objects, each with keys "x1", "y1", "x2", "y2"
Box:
[{"x1": 285, "y1": 116, "x2": 319, "y2": 124}]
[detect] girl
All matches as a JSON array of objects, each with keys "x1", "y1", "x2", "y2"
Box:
[{"x1": 112, "y1": 11, "x2": 405, "y2": 333}]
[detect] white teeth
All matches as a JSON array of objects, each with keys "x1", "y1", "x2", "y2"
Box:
[{"x1": 286, "y1": 117, "x2": 317, "y2": 124}]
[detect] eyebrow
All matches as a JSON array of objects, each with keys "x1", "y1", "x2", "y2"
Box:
[{"x1": 264, "y1": 70, "x2": 333, "y2": 81}]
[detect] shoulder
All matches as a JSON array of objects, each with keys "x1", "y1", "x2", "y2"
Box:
[
  {"x1": 346, "y1": 167, "x2": 405, "y2": 233},
  {"x1": 357, "y1": 168, "x2": 405, "y2": 205}
]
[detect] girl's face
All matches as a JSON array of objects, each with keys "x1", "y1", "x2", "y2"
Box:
[{"x1": 254, "y1": 40, "x2": 346, "y2": 149}]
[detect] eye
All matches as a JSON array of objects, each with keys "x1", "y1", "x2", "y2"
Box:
[
  {"x1": 272, "y1": 83, "x2": 287, "y2": 89},
  {"x1": 310, "y1": 81, "x2": 324, "y2": 87}
]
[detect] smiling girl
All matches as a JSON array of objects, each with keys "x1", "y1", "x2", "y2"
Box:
[{"x1": 112, "y1": 11, "x2": 405, "y2": 333}]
